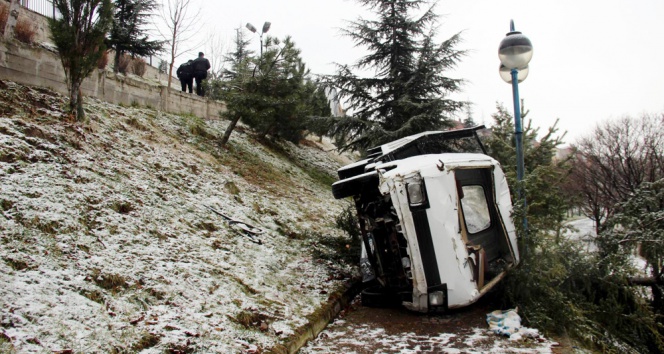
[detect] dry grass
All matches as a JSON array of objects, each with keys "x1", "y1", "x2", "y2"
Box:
[
  {"x1": 97, "y1": 50, "x2": 109, "y2": 69},
  {"x1": 14, "y1": 17, "x2": 36, "y2": 44},
  {"x1": 117, "y1": 54, "x2": 131, "y2": 74},
  {"x1": 90, "y1": 268, "x2": 130, "y2": 292},
  {"x1": 131, "y1": 57, "x2": 147, "y2": 77},
  {"x1": 4, "y1": 256, "x2": 30, "y2": 271},
  {"x1": 0, "y1": 3, "x2": 8, "y2": 36},
  {"x1": 128, "y1": 332, "x2": 161, "y2": 352},
  {"x1": 230, "y1": 309, "x2": 271, "y2": 330}
]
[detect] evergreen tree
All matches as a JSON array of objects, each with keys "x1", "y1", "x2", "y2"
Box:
[
  {"x1": 598, "y1": 179, "x2": 664, "y2": 308},
  {"x1": 483, "y1": 103, "x2": 569, "y2": 252},
  {"x1": 486, "y1": 104, "x2": 664, "y2": 352},
  {"x1": 223, "y1": 27, "x2": 253, "y2": 78},
  {"x1": 462, "y1": 104, "x2": 476, "y2": 128},
  {"x1": 107, "y1": 0, "x2": 163, "y2": 73},
  {"x1": 49, "y1": 0, "x2": 113, "y2": 121},
  {"x1": 317, "y1": 0, "x2": 465, "y2": 152},
  {"x1": 218, "y1": 35, "x2": 330, "y2": 146}
]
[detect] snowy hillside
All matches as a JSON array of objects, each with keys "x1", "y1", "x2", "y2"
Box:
[{"x1": 0, "y1": 80, "x2": 357, "y2": 353}]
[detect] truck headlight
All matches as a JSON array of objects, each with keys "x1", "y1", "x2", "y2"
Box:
[
  {"x1": 429, "y1": 291, "x2": 445, "y2": 306},
  {"x1": 408, "y1": 182, "x2": 427, "y2": 206},
  {"x1": 407, "y1": 181, "x2": 426, "y2": 206}
]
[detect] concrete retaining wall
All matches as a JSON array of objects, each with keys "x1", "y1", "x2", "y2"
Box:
[{"x1": 0, "y1": 3, "x2": 225, "y2": 120}]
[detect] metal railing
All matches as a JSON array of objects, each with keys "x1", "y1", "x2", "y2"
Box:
[
  {"x1": 19, "y1": 0, "x2": 169, "y2": 72},
  {"x1": 20, "y1": 0, "x2": 58, "y2": 19}
]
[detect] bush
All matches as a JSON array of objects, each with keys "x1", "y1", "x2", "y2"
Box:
[
  {"x1": 117, "y1": 54, "x2": 131, "y2": 74},
  {"x1": 0, "y1": 3, "x2": 8, "y2": 35},
  {"x1": 97, "y1": 50, "x2": 109, "y2": 69},
  {"x1": 14, "y1": 17, "x2": 36, "y2": 44},
  {"x1": 131, "y1": 57, "x2": 147, "y2": 77}
]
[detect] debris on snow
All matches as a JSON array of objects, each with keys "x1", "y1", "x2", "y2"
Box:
[{"x1": 486, "y1": 308, "x2": 542, "y2": 341}]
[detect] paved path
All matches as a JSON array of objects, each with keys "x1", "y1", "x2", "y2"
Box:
[
  {"x1": 301, "y1": 219, "x2": 598, "y2": 353},
  {"x1": 300, "y1": 297, "x2": 563, "y2": 353}
]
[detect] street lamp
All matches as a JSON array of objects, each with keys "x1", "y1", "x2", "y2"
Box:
[
  {"x1": 246, "y1": 21, "x2": 271, "y2": 56},
  {"x1": 498, "y1": 19, "x2": 533, "y2": 233}
]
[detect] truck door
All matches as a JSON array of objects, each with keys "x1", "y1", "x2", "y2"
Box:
[{"x1": 454, "y1": 168, "x2": 510, "y2": 265}]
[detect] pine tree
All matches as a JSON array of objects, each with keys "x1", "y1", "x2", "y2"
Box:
[
  {"x1": 483, "y1": 103, "x2": 569, "y2": 246},
  {"x1": 486, "y1": 104, "x2": 664, "y2": 353},
  {"x1": 218, "y1": 34, "x2": 330, "y2": 146},
  {"x1": 462, "y1": 105, "x2": 477, "y2": 128},
  {"x1": 107, "y1": 0, "x2": 163, "y2": 73},
  {"x1": 223, "y1": 27, "x2": 253, "y2": 78},
  {"x1": 49, "y1": 0, "x2": 113, "y2": 121},
  {"x1": 318, "y1": 0, "x2": 465, "y2": 152}
]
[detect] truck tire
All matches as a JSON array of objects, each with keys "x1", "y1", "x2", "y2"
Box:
[
  {"x1": 331, "y1": 171, "x2": 379, "y2": 199},
  {"x1": 360, "y1": 286, "x2": 400, "y2": 308},
  {"x1": 337, "y1": 159, "x2": 371, "y2": 180}
]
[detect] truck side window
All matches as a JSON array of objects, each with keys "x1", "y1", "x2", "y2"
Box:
[{"x1": 460, "y1": 185, "x2": 491, "y2": 234}]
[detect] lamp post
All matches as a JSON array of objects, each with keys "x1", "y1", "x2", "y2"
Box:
[
  {"x1": 246, "y1": 21, "x2": 272, "y2": 56},
  {"x1": 498, "y1": 19, "x2": 533, "y2": 233}
]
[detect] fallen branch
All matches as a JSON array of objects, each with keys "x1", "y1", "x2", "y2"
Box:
[
  {"x1": 628, "y1": 276, "x2": 663, "y2": 286},
  {"x1": 204, "y1": 205, "x2": 264, "y2": 245}
]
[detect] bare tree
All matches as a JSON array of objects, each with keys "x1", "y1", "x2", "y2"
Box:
[
  {"x1": 157, "y1": 0, "x2": 202, "y2": 88},
  {"x1": 568, "y1": 113, "x2": 664, "y2": 233},
  {"x1": 203, "y1": 29, "x2": 226, "y2": 79}
]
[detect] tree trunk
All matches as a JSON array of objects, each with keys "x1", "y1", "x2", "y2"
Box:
[
  {"x1": 68, "y1": 82, "x2": 85, "y2": 122},
  {"x1": 3, "y1": 0, "x2": 20, "y2": 39},
  {"x1": 114, "y1": 50, "x2": 121, "y2": 73},
  {"x1": 628, "y1": 276, "x2": 663, "y2": 286},
  {"x1": 219, "y1": 116, "x2": 240, "y2": 147},
  {"x1": 168, "y1": 62, "x2": 174, "y2": 88}
]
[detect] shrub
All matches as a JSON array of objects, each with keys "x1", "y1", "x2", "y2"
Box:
[
  {"x1": 14, "y1": 17, "x2": 36, "y2": 44},
  {"x1": 97, "y1": 50, "x2": 109, "y2": 69},
  {"x1": 117, "y1": 54, "x2": 131, "y2": 74},
  {"x1": 131, "y1": 57, "x2": 147, "y2": 77},
  {"x1": 0, "y1": 3, "x2": 8, "y2": 35}
]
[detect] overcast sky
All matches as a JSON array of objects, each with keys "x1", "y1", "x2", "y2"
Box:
[{"x1": 160, "y1": 0, "x2": 664, "y2": 144}]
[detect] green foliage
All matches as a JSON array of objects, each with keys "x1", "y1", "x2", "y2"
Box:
[
  {"x1": 49, "y1": 0, "x2": 113, "y2": 121},
  {"x1": 315, "y1": 0, "x2": 465, "y2": 153},
  {"x1": 501, "y1": 237, "x2": 664, "y2": 353},
  {"x1": 107, "y1": 0, "x2": 163, "y2": 73},
  {"x1": 462, "y1": 105, "x2": 477, "y2": 128},
  {"x1": 486, "y1": 104, "x2": 664, "y2": 352},
  {"x1": 217, "y1": 33, "x2": 330, "y2": 146},
  {"x1": 335, "y1": 202, "x2": 361, "y2": 243},
  {"x1": 598, "y1": 179, "x2": 664, "y2": 307},
  {"x1": 483, "y1": 103, "x2": 569, "y2": 247}
]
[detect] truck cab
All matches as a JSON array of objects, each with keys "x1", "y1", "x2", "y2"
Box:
[{"x1": 332, "y1": 127, "x2": 519, "y2": 312}]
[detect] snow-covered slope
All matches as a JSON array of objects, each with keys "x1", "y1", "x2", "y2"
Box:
[{"x1": 0, "y1": 80, "x2": 355, "y2": 353}]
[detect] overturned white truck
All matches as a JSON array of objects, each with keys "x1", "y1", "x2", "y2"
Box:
[{"x1": 332, "y1": 126, "x2": 520, "y2": 313}]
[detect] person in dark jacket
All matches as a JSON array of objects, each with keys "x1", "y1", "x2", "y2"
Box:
[
  {"x1": 176, "y1": 60, "x2": 194, "y2": 93},
  {"x1": 192, "y1": 52, "x2": 211, "y2": 96}
]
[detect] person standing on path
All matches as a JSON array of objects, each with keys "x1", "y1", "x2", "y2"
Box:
[
  {"x1": 176, "y1": 60, "x2": 194, "y2": 93},
  {"x1": 192, "y1": 52, "x2": 211, "y2": 97}
]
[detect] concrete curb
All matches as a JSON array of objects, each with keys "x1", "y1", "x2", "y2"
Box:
[{"x1": 266, "y1": 279, "x2": 363, "y2": 354}]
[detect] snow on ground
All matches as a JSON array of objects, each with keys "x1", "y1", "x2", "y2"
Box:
[
  {"x1": 300, "y1": 316, "x2": 558, "y2": 354},
  {"x1": 563, "y1": 217, "x2": 597, "y2": 252},
  {"x1": 0, "y1": 81, "x2": 355, "y2": 353}
]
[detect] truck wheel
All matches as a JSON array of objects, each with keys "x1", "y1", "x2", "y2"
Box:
[
  {"x1": 360, "y1": 286, "x2": 400, "y2": 308},
  {"x1": 331, "y1": 171, "x2": 379, "y2": 199},
  {"x1": 337, "y1": 159, "x2": 371, "y2": 180}
]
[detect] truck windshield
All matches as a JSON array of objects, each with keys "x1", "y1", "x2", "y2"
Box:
[{"x1": 460, "y1": 185, "x2": 491, "y2": 233}]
